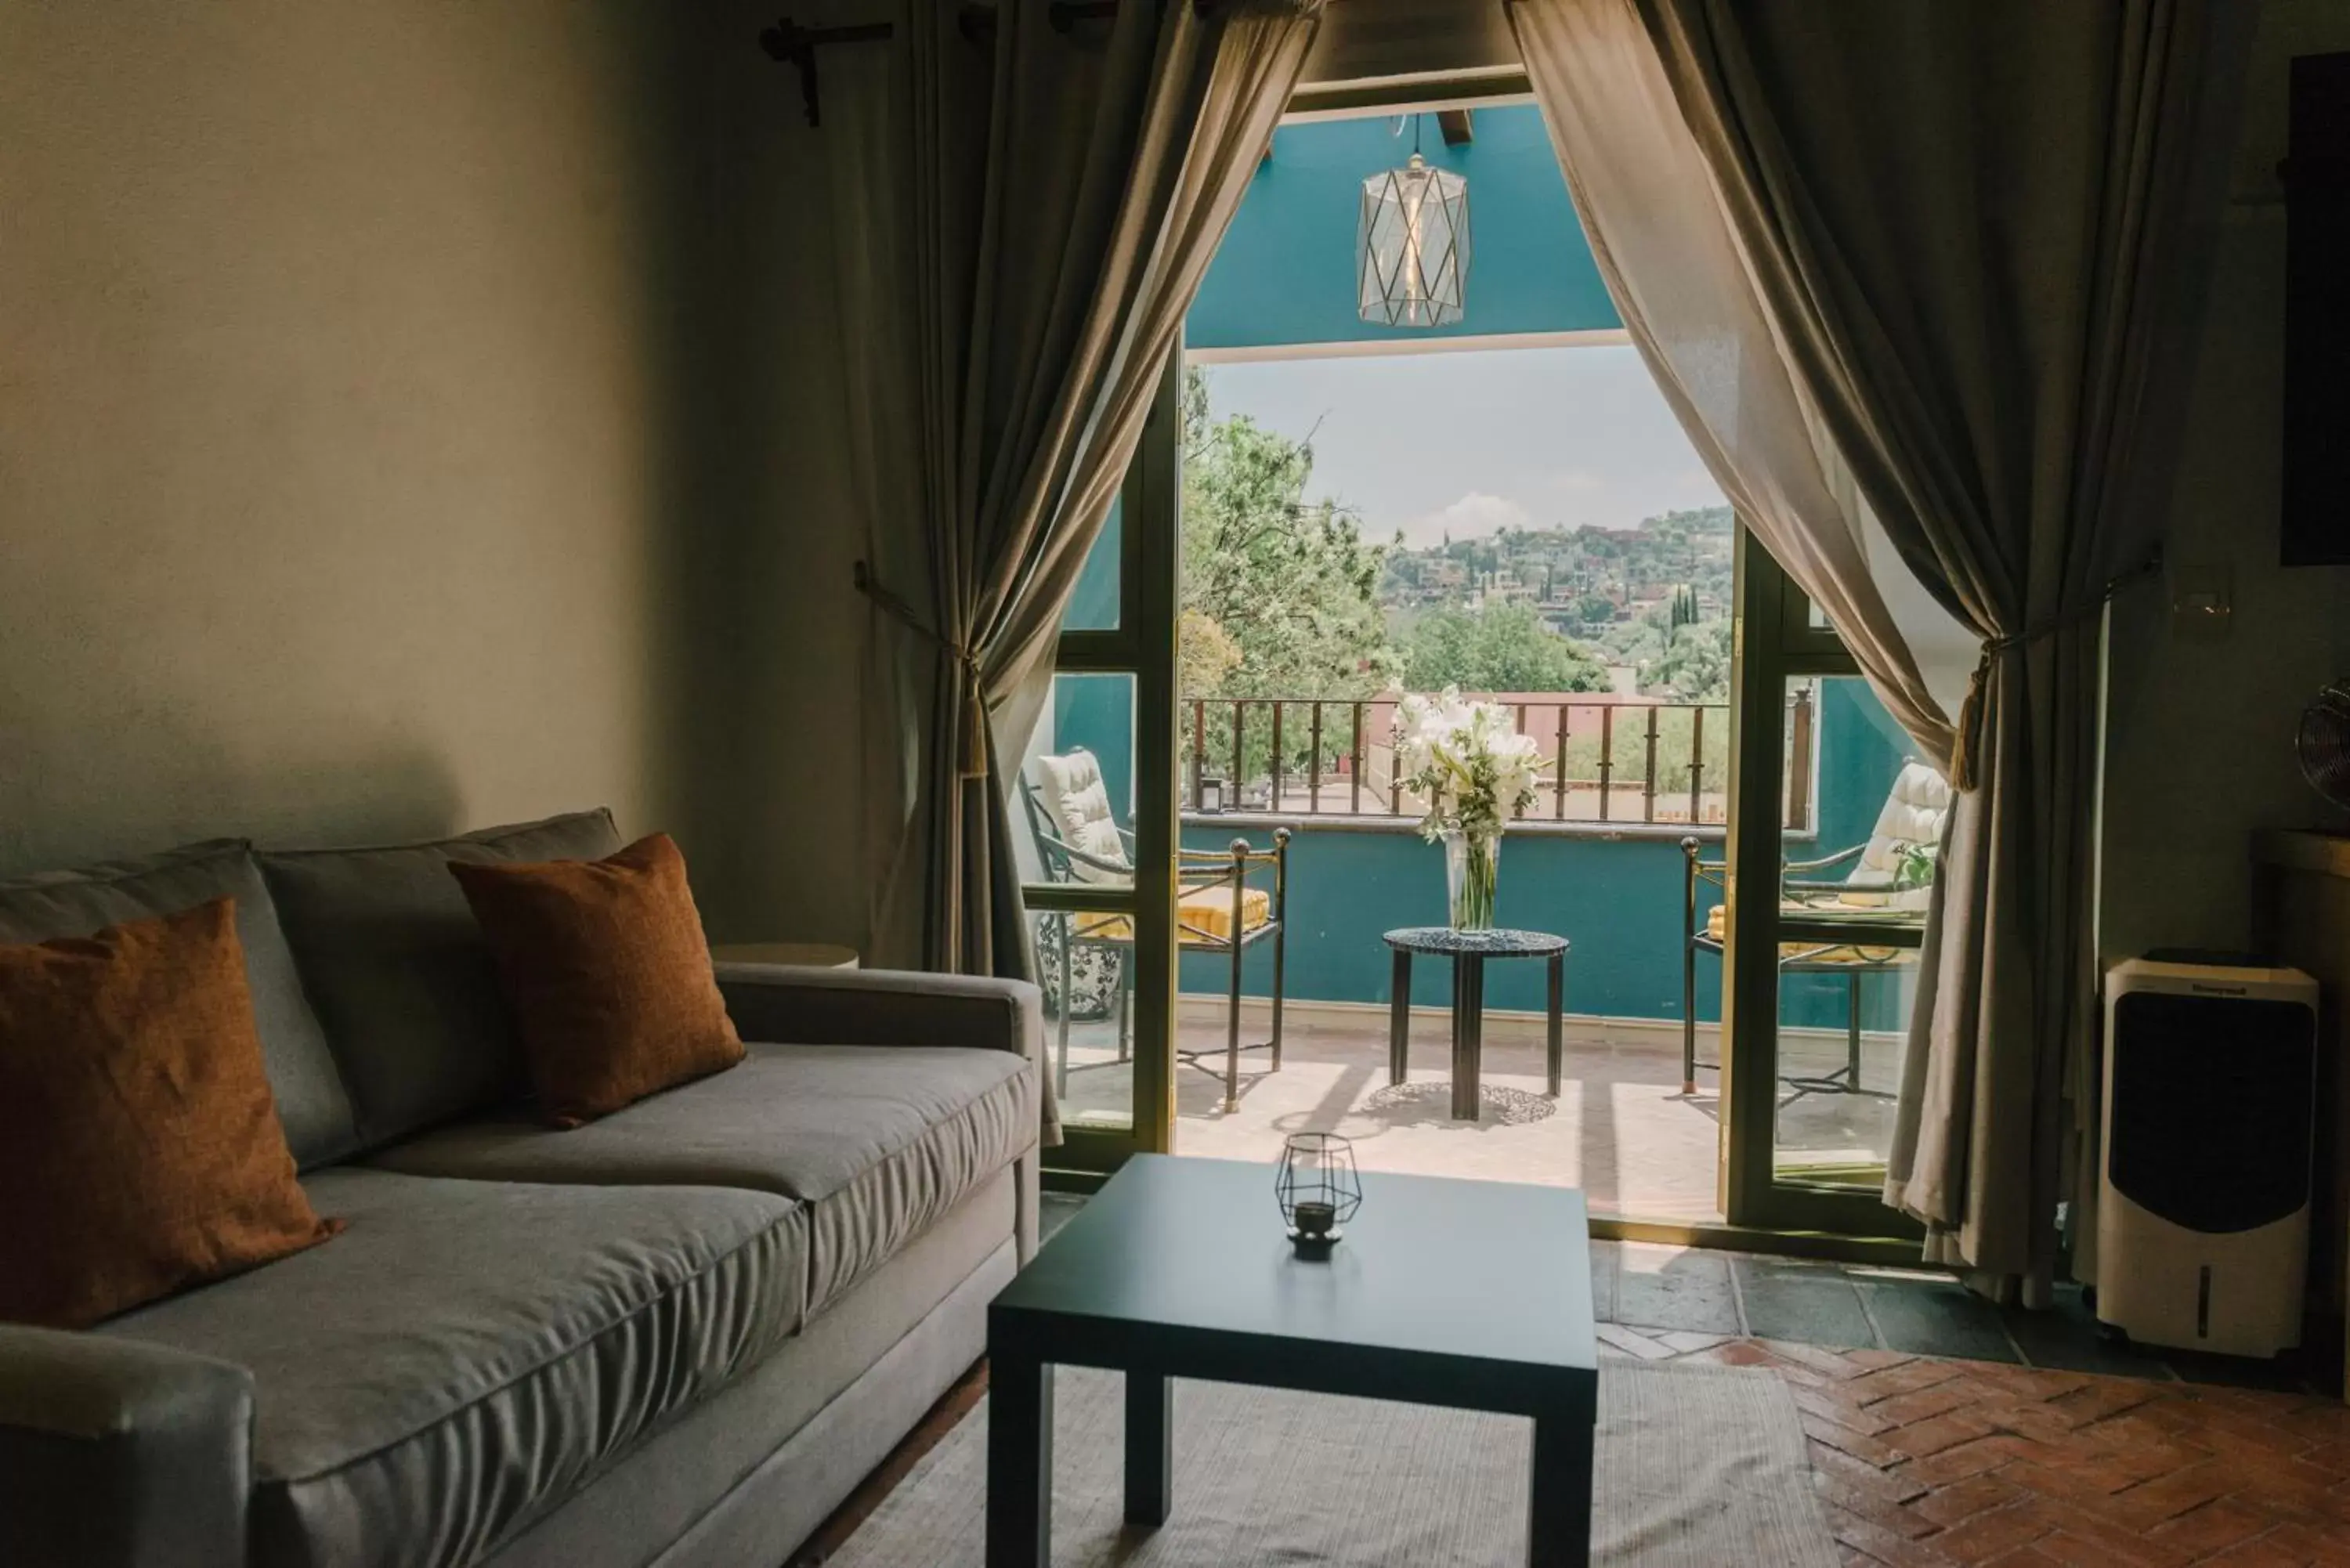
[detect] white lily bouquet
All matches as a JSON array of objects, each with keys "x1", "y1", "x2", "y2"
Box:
[{"x1": 1392, "y1": 688, "x2": 1545, "y2": 930}]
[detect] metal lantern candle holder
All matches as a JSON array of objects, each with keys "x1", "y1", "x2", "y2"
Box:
[{"x1": 1275, "y1": 1133, "x2": 1363, "y2": 1255}]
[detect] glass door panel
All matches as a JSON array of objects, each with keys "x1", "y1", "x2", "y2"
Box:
[
  {"x1": 1061, "y1": 498, "x2": 1124, "y2": 632},
  {"x1": 1722, "y1": 539, "x2": 1929, "y2": 1236},
  {"x1": 1768, "y1": 675, "x2": 1930, "y2": 1192},
  {"x1": 1020, "y1": 360, "x2": 1181, "y2": 1173},
  {"x1": 1020, "y1": 672, "x2": 1139, "y2": 1134}
]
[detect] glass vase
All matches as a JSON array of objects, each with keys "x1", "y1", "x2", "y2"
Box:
[{"x1": 1444, "y1": 828, "x2": 1499, "y2": 930}]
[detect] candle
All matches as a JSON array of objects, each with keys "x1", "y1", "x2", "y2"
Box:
[{"x1": 1292, "y1": 1200, "x2": 1337, "y2": 1237}]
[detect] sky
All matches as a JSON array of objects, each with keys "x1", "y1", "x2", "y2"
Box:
[{"x1": 1194, "y1": 343, "x2": 1727, "y2": 551}]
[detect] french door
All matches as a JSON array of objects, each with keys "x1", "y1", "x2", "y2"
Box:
[
  {"x1": 1719, "y1": 532, "x2": 1928, "y2": 1238},
  {"x1": 1021, "y1": 363, "x2": 1184, "y2": 1182}
]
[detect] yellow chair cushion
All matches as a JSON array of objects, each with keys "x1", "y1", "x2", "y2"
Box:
[
  {"x1": 1071, "y1": 884, "x2": 1271, "y2": 947},
  {"x1": 1704, "y1": 902, "x2": 1908, "y2": 966}
]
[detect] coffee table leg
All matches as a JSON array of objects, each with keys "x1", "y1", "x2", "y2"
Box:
[
  {"x1": 1125, "y1": 1371, "x2": 1172, "y2": 1526},
  {"x1": 1528, "y1": 1387, "x2": 1596, "y2": 1567},
  {"x1": 1452, "y1": 953, "x2": 1484, "y2": 1121},
  {"x1": 987, "y1": 1354, "x2": 1052, "y2": 1567},
  {"x1": 1388, "y1": 948, "x2": 1412, "y2": 1086}
]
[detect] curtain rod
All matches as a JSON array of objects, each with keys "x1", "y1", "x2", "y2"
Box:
[{"x1": 761, "y1": 2, "x2": 1234, "y2": 128}]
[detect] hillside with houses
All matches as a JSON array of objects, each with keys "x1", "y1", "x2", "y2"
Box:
[{"x1": 1380, "y1": 505, "x2": 1734, "y2": 630}]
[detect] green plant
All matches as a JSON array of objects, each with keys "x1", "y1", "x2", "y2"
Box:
[{"x1": 1892, "y1": 840, "x2": 1939, "y2": 891}]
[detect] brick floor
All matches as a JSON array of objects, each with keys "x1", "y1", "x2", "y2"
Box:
[
  {"x1": 1589, "y1": 1324, "x2": 2350, "y2": 1567},
  {"x1": 793, "y1": 1340, "x2": 2350, "y2": 1566},
  {"x1": 797, "y1": 1210, "x2": 2349, "y2": 1566}
]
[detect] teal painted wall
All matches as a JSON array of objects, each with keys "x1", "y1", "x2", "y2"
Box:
[
  {"x1": 1187, "y1": 107, "x2": 1620, "y2": 352},
  {"x1": 1049, "y1": 669, "x2": 1136, "y2": 829},
  {"x1": 1065, "y1": 497, "x2": 1122, "y2": 631}
]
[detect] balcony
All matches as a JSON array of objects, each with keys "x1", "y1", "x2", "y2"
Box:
[{"x1": 1032, "y1": 678, "x2": 1919, "y2": 1227}]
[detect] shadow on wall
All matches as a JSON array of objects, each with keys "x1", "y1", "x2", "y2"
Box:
[
  {"x1": 645, "y1": 0, "x2": 880, "y2": 948},
  {"x1": 1, "y1": 1, "x2": 714, "y2": 880},
  {"x1": 0, "y1": 718, "x2": 468, "y2": 877}
]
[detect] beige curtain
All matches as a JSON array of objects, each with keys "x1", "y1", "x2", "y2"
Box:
[
  {"x1": 842, "y1": 0, "x2": 1323, "y2": 1141},
  {"x1": 1618, "y1": 0, "x2": 2248, "y2": 1296},
  {"x1": 828, "y1": 43, "x2": 931, "y2": 975},
  {"x1": 1506, "y1": 0, "x2": 1958, "y2": 770}
]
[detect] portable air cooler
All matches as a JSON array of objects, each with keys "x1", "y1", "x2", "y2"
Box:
[{"x1": 2095, "y1": 956, "x2": 2319, "y2": 1357}]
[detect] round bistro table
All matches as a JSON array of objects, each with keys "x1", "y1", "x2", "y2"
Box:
[{"x1": 1383, "y1": 927, "x2": 1569, "y2": 1122}]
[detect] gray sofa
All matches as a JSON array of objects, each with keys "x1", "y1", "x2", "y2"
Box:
[{"x1": 0, "y1": 810, "x2": 1043, "y2": 1568}]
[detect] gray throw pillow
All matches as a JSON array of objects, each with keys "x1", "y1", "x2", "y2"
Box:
[{"x1": 258, "y1": 810, "x2": 624, "y2": 1151}]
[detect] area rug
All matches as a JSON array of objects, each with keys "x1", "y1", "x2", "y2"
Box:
[{"x1": 828, "y1": 1360, "x2": 1838, "y2": 1566}]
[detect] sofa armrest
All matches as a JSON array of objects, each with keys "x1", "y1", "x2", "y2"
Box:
[
  {"x1": 715, "y1": 963, "x2": 1043, "y2": 1060},
  {"x1": 0, "y1": 1325, "x2": 253, "y2": 1568}
]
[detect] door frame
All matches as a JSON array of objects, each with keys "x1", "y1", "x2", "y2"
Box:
[
  {"x1": 1037, "y1": 72, "x2": 1929, "y2": 1251},
  {"x1": 1031, "y1": 360, "x2": 1184, "y2": 1178},
  {"x1": 1722, "y1": 531, "x2": 1927, "y2": 1238}
]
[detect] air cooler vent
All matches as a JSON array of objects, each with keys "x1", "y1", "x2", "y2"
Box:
[{"x1": 2106, "y1": 992, "x2": 2316, "y2": 1234}]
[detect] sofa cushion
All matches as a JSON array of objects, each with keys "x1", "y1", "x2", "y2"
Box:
[
  {"x1": 0, "y1": 840, "x2": 358, "y2": 1168},
  {"x1": 257, "y1": 810, "x2": 624, "y2": 1150},
  {"x1": 97, "y1": 1166, "x2": 806, "y2": 1568},
  {"x1": 366, "y1": 1042, "x2": 1039, "y2": 1314}
]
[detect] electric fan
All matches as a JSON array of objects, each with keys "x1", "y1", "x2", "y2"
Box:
[{"x1": 2297, "y1": 680, "x2": 2350, "y2": 811}]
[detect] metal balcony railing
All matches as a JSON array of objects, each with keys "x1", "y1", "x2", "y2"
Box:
[{"x1": 1180, "y1": 688, "x2": 1817, "y2": 830}]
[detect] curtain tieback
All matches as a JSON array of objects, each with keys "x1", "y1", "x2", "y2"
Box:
[
  {"x1": 1949, "y1": 551, "x2": 2163, "y2": 793},
  {"x1": 854, "y1": 561, "x2": 991, "y2": 782}
]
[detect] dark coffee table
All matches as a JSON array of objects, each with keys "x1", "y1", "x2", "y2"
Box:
[
  {"x1": 1385, "y1": 927, "x2": 1569, "y2": 1119},
  {"x1": 986, "y1": 1155, "x2": 1597, "y2": 1566}
]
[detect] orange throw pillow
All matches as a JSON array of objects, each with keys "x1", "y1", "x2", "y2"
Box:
[
  {"x1": 450, "y1": 833, "x2": 742, "y2": 1125},
  {"x1": 0, "y1": 898, "x2": 343, "y2": 1328}
]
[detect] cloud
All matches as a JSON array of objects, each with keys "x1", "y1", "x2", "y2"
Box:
[{"x1": 1397, "y1": 491, "x2": 1531, "y2": 549}]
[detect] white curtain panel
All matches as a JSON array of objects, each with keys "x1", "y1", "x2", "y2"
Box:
[
  {"x1": 1517, "y1": 0, "x2": 2249, "y2": 1301},
  {"x1": 826, "y1": 0, "x2": 1322, "y2": 1050},
  {"x1": 825, "y1": 44, "x2": 931, "y2": 973},
  {"x1": 1506, "y1": 0, "x2": 1961, "y2": 770}
]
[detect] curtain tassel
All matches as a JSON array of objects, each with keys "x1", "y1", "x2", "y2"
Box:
[
  {"x1": 1951, "y1": 647, "x2": 1994, "y2": 793},
  {"x1": 1947, "y1": 551, "x2": 2164, "y2": 796},
  {"x1": 854, "y1": 561, "x2": 991, "y2": 781}
]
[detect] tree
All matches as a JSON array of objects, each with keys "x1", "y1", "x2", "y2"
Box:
[
  {"x1": 1401, "y1": 602, "x2": 1611, "y2": 693},
  {"x1": 1648, "y1": 615, "x2": 1731, "y2": 702},
  {"x1": 1178, "y1": 368, "x2": 1399, "y2": 783},
  {"x1": 1179, "y1": 367, "x2": 1396, "y2": 703}
]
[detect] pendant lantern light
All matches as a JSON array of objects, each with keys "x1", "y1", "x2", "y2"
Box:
[{"x1": 1358, "y1": 114, "x2": 1470, "y2": 327}]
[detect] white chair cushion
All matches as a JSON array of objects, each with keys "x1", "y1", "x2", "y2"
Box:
[
  {"x1": 1848, "y1": 761, "x2": 1952, "y2": 909},
  {"x1": 1029, "y1": 750, "x2": 1129, "y2": 884}
]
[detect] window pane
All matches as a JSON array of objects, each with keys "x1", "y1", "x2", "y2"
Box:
[
  {"x1": 1060, "y1": 498, "x2": 1123, "y2": 632},
  {"x1": 1770, "y1": 675, "x2": 1940, "y2": 1189},
  {"x1": 1016, "y1": 672, "x2": 1136, "y2": 891},
  {"x1": 1018, "y1": 672, "x2": 1137, "y2": 1135},
  {"x1": 1036, "y1": 925, "x2": 1135, "y2": 1134}
]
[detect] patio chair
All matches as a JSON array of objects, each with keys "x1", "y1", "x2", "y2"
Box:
[
  {"x1": 1021, "y1": 748, "x2": 1290, "y2": 1113},
  {"x1": 1678, "y1": 761, "x2": 1952, "y2": 1098}
]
